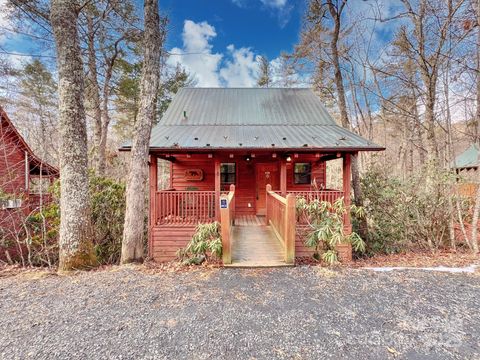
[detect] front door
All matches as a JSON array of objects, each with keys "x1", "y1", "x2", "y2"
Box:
[{"x1": 255, "y1": 163, "x2": 279, "y2": 215}]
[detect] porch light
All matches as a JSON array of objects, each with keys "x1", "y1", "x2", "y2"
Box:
[
  {"x1": 286, "y1": 156, "x2": 292, "y2": 162},
  {"x1": 245, "y1": 156, "x2": 251, "y2": 162}
]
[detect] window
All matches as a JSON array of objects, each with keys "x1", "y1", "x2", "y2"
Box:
[
  {"x1": 220, "y1": 163, "x2": 236, "y2": 190},
  {"x1": 1, "y1": 198, "x2": 22, "y2": 210},
  {"x1": 294, "y1": 163, "x2": 311, "y2": 185},
  {"x1": 29, "y1": 176, "x2": 51, "y2": 195}
]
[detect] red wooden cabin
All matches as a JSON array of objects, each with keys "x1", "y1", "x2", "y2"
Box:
[
  {"x1": 0, "y1": 106, "x2": 59, "y2": 247},
  {"x1": 122, "y1": 88, "x2": 383, "y2": 265}
]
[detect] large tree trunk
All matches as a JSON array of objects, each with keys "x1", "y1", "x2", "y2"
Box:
[
  {"x1": 121, "y1": 0, "x2": 162, "y2": 263},
  {"x1": 50, "y1": 0, "x2": 96, "y2": 271},
  {"x1": 86, "y1": 13, "x2": 103, "y2": 174}
]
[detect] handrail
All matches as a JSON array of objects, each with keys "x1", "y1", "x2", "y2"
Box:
[
  {"x1": 286, "y1": 190, "x2": 344, "y2": 204},
  {"x1": 156, "y1": 190, "x2": 216, "y2": 225},
  {"x1": 220, "y1": 184, "x2": 235, "y2": 264},
  {"x1": 265, "y1": 184, "x2": 295, "y2": 264}
]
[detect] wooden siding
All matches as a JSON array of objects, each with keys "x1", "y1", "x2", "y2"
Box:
[
  {"x1": 295, "y1": 225, "x2": 316, "y2": 257},
  {"x1": 287, "y1": 157, "x2": 327, "y2": 190},
  {"x1": 1, "y1": 118, "x2": 27, "y2": 195},
  {"x1": 171, "y1": 155, "x2": 215, "y2": 191},
  {"x1": 151, "y1": 152, "x2": 333, "y2": 262},
  {"x1": 235, "y1": 160, "x2": 256, "y2": 215},
  {"x1": 151, "y1": 225, "x2": 197, "y2": 262},
  {"x1": 150, "y1": 223, "x2": 316, "y2": 262},
  {"x1": 168, "y1": 153, "x2": 327, "y2": 215}
]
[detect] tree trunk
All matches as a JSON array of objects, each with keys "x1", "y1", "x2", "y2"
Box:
[
  {"x1": 469, "y1": 0, "x2": 480, "y2": 255},
  {"x1": 86, "y1": 13, "x2": 102, "y2": 174},
  {"x1": 121, "y1": 0, "x2": 162, "y2": 264},
  {"x1": 50, "y1": 0, "x2": 96, "y2": 271}
]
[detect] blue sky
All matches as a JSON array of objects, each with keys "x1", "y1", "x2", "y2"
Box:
[
  {"x1": 159, "y1": 0, "x2": 309, "y2": 87},
  {"x1": 161, "y1": 0, "x2": 306, "y2": 60},
  {"x1": 0, "y1": 0, "x2": 403, "y2": 88}
]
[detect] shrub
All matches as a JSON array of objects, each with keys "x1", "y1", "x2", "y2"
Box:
[
  {"x1": 297, "y1": 197, "x2": 365, "y2": 264},
  {"x1": 178, "y1": 222, "x2": 222, "y2": 264},
  {"x1": 360, "y1": 166, "x2": 467, "y2": 254},
  {"x1": 21, "y1": 173, "x2": 126, "y2": 266}
]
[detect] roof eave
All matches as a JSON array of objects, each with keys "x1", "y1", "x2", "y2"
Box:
[{"x1": 118, "y1": 145, "x2": 385, "y2": 152}]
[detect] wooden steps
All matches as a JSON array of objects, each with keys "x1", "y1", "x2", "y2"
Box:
[{"x1": 228, "y1": 218, "x2": 291, "y2": 268}]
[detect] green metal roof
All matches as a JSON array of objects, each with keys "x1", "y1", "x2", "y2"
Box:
[
  {"x1": 122, "y1": 88, "x2": 384, "y2": 151},
  {"x1": 452, "y1": 144, "x2": 480, "y2": 169}
]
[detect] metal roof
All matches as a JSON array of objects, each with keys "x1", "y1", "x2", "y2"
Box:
[
  {"x1": 452, "y1": 144, "x2": 479, "y2": 169},
  {"x1": 122, "y1": 88, "x2": 384, "y2": 151}
]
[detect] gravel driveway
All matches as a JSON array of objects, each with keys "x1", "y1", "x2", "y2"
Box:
[{"x1": 0, "y1": 265, "x2": 479, "y2": 360}]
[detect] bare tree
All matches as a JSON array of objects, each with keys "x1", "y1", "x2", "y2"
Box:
[
  {"x1": 469, "y1": 0, "x2": 480, "y2": 254},
  {"x1": 50, "y1": 0, "x2": 96, "y2": 271},
  {"x1": 257, "y1": 55, "x2": 272, "y2": 87},
  {"x1": 121, "y1": 0, "x2": 163, "y2": 263}
]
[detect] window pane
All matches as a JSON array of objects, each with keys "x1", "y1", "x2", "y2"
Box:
[
  {"x1": 294, "y1": 163, "x2": 311, "y2": 185},
  {"x1": 220, "y1": 163, "x2": 236, "y2": 185}
]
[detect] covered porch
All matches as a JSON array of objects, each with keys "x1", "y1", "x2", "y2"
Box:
[{"x1": 148, "y1": 150, "x2": 353, "y2": 266}]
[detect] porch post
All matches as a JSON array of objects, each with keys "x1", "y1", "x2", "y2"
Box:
[
  {"x1": 284, "y1": 194, "x2": 296, "y2": 264},
  {"x1": 342, "y1": 153, "x2": 352, "y2": 234},
  {"x1": 215, "y1": 158, "x2": 221, "y2": 221},
  {"x1": 149, "y1": 155, "x2": 158, "y2": 257},
  {"x1": 280, "y1": 159, "x2": 287, "y2": 196}
]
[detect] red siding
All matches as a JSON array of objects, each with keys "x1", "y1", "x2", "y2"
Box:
[
  {"x1": 151, "y1": 225, "x2": 196, "y2": 262},
  {"x1": 169, "y1": 153, "x2": 327, "y2": 215},
  {"x1": 287, "y1": 157, "x2": 327, "y2": 191},
  {"x1": 235, "y1": 160, "x2": 256, "y2": 215},
  {"x1": 0, "y1": 118, "x2": 27, "y2": 196},
  {"x1": 171, "y1": 155, "x2": 215, "y2": 191},
  {"x1": 151, "y1": 153, "x2": 330, "y2": 262}
]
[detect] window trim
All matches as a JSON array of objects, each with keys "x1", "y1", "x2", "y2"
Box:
[
  {"x1": 220, "y1": 162, "x2": 236, "y2": 188},
  {"x1": 293, "y1": 162, "x2": 312, "y2": 185}
]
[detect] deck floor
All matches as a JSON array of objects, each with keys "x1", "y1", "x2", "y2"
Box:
[
  {"x1": 235, "y1": 215, "x2": 266, "y2": 226},
  {"x1": 228, "y1": 216, "x2": 289, "y2": 267}
]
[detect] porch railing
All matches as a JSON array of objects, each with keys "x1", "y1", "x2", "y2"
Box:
[
  {"x1": 220, "y1": 184, "x2": 235, "y2": 264},
  {"x1": 285, "y1": 190, "x2": 344, "y2": 204},
  {"x1": 266, "y1": 184, "x2": 295, "y2": 264},
  {"x1": 156, "y1": 190, "x2": 216, "y2": 225}
]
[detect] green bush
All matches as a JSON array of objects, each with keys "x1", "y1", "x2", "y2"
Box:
[
  {"x1": 360, "y1": 166, "x2": 465, "y2": 255},
  {"x1": 178, "y1": 222, "x2": 222, "y2": 264},
  {"x1": 297, "y1": 197, "x2": 365, "y2": 264},
  {"x1": 89, "y1": 175, "x2": 126, "y2": 264},
  {"x1": 25, "y1": 173, "x2": 126, "y2": 266}
]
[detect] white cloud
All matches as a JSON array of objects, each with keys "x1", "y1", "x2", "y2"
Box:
[
  {"x1": 167, "y1": 20, "x2": 223, "y2": 87},
  {"x1": 219, "y1": 45, "x2": 259, "y2": 87},
  {"x1": 168, "y1": 20, "x2": 264, "y2": 88},
  {"x1": 260, "y1": 0, "x2": 287, "y2": 9}
]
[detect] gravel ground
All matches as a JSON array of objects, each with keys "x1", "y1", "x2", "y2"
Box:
[{"x1": 0, "y1": 265, "x2": 479, "y2": 360}]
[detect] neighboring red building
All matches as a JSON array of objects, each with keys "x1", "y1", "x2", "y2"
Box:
[
  {"x1": 0, "y1": 106, "x2": 59, "y2": 248},
  {"x1": 122, "y1": 88, "x2": 384, "y2": 266}
]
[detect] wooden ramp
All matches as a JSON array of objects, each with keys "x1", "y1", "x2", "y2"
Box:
[{"x1": 226, "y1": 216, "x2": 291, "y2": 268}]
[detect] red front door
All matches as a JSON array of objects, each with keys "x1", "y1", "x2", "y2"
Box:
[{"x1": 255, "y1": 163, "x2": 279, "y2": 215}]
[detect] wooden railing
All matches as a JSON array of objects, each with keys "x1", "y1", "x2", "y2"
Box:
[
  {"x1": 156, "y1": 190, "x2": 216, "y2": 225},
  {"x1": 220, "y1": 184, "x2": 235, "y2": 264},
  {"x1": 285, "y1": 190, "x2": 344, "y2": 204},
  {"x1": 266, "y1": 184, "x2": 295, "y2": 264}
]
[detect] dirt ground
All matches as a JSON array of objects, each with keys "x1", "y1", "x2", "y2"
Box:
[{"x1": 1, "y1": 263, "x2": 479, "y2": 359}]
